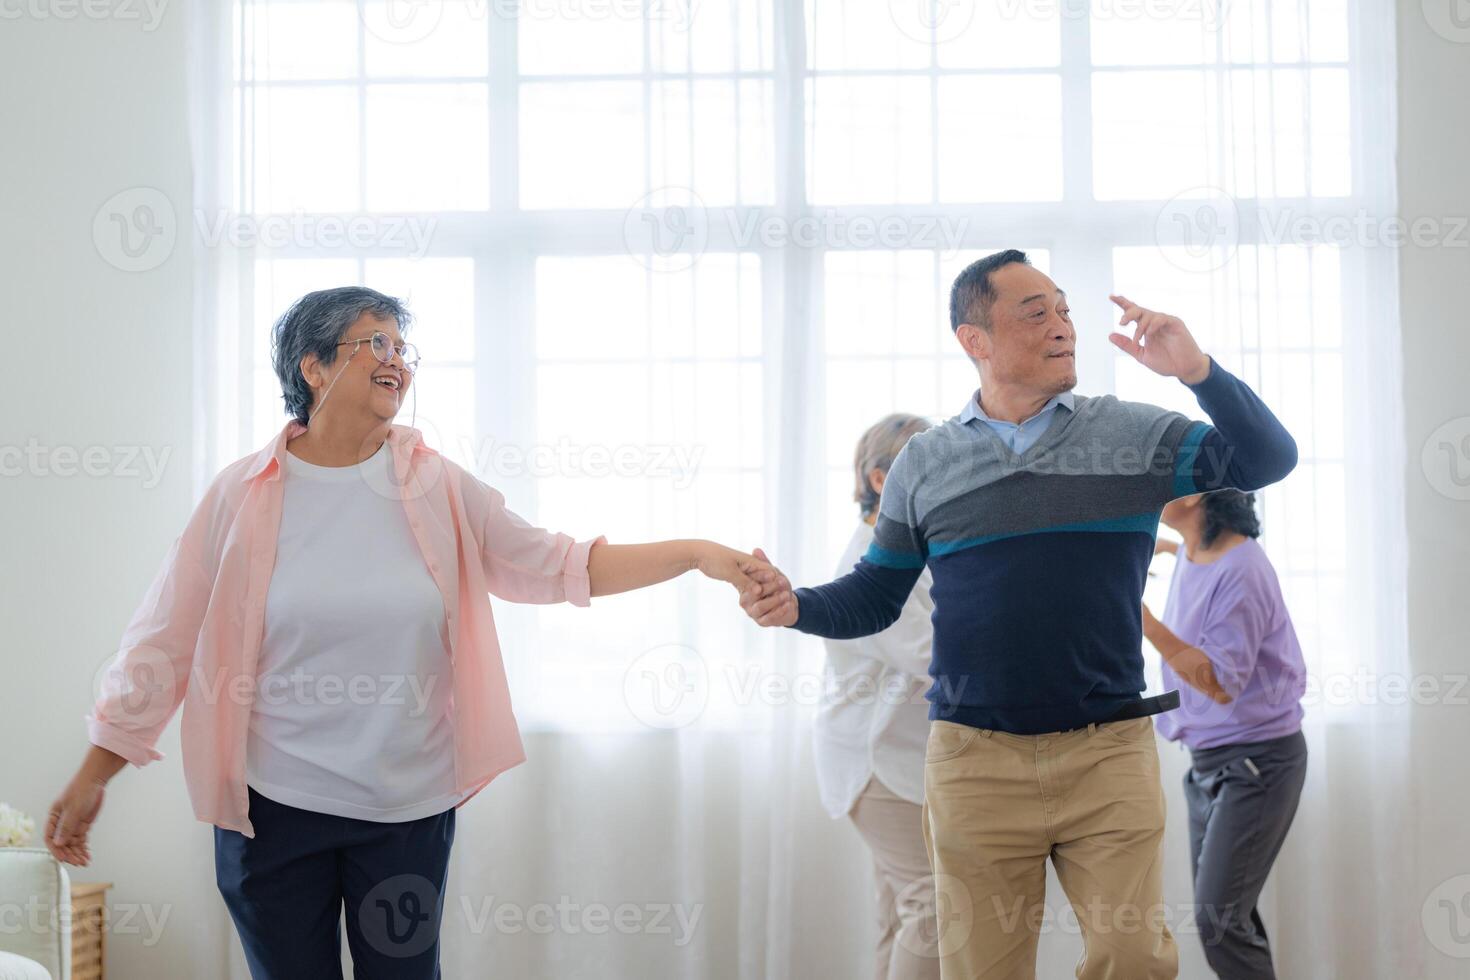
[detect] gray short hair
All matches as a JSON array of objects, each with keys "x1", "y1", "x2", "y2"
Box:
[
  {"x1": 854, "y1": 413, "x2": 932, "y2": 517},
  {"x1": 270, "y1": 286, "x2": 413, "y2": 423}
]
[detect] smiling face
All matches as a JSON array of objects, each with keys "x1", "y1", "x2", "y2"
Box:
[
  {"x1": 300, "y1": 313, "x2": 412, "y2": 424},
  {"x1": 957, "y1": 262, "x2": 1077, "y2": 397}
]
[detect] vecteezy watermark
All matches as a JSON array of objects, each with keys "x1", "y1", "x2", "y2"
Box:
[
  {"x1": 93, "y1": 187, "x2": 177, "y2": 273},
  {"x1": 0, "y1": 0, "x2": 168, "y2": 30},
  {"x1": 623, "y1": 187, "x2": 971, "y2": 273},
  {"x1": 459, "y1": 896, "x2": 704, "y2": 946},
  {"x1": 1154, "y1": 187, "x2": 1470, "y2": 273},
  {"x1": 622, "y1": 188, "x2": 710, "y2": 273},
  {"x1": 460, "y1": 437, "x2": 705, "y2": 491},
  {"x1": 623, "y1": 644, "x2": 709, "y2": 729},
  {"x1": 92, "y1": 187, "x2": 440, "y2": 272},
  {"x1": 890, "y1": 0, "x2": 1225, "y2": 45},
  {"x1": 0, "y1": 440, "x2": 172, "y2": 488},
  {"x1": 620, "y1": 646, "x2": 973, "y2": 729},
  {"x1": 357, "y1": 874, "x2": 445, "y2": 959},
  {"x1": 1422, "y1": 0, "x2": 1470, "y2": 44},
  {"x1": 1152, "y1": 187, "x2": 1241, "y2": 275},
  {"x1": 362, "y1": 0, "x2": 697, "y2": 47},
  {"x1": 194, "y1": 211, "x2": 437, "y2": 260},
  {"x1": 888, "y1": 0, "x2": 977, "y2": 44},
  {"x1": 91, "y1": 648, "x2": 445, "y2": 722},
  {"x1": 1423, "y1": 874, "x2": 1470, "y2": 958},
  {"x1": 0, "y1": 899, "x2": 172, "y2": 947},
  {"x1": 1422, "y1": 416, "x2": 1470, "y2": 501}
]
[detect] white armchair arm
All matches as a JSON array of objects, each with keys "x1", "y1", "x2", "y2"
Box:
[{"x1": 0, "y1": 848, "x2": 72, "y2": 980}]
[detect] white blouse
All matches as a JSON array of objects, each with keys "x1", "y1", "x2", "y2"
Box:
[
  {"x1": 812, "y1": 521, "x2": 935, "y2": 818},
  {"x1": 245, "y1": 442, "x2": 464, "y2": 822}
]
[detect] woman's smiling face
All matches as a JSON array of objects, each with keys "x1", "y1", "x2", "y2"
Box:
[{"x1": 303, "y1": 313, "x2": 413, "y2": 423}]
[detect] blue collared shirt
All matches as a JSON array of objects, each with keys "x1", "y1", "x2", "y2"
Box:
[{"x1": 959, "y1": 390, "x2": 1076, "y2": 454}]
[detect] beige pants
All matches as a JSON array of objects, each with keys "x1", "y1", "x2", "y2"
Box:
[
  {"x1": 849, "y1": 778, "x2": 942, "y2": 980},
  {"x1": 921, "y1": 718, "x2": 1178, "y2": 980}
]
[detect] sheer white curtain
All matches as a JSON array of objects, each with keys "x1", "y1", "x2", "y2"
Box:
[{"x1": 187, "y1": 0, "x2": 1409, "y2": 976}]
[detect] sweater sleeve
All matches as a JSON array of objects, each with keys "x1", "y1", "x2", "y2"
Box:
[
  {"x1": 1170, "y1": 358, "x2": 1299, "y2": 496},
  {"x1": 791, "y1": 439, "x2": 928, "y2": 639},
  {"x1": 793, "y1": 559, "x2": 926, "y2": 640}
]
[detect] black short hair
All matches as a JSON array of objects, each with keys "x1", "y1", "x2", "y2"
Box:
[
  {"x1": 949, "y1": 249, "x2": 1031, "y2": 332},
  {"x1": 1201, "y1": 489, "x2": 1262, "y2": 548}
]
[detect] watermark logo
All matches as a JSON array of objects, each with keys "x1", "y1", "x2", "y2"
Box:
[
  {"x1": 362, "y1": 0, "x2": 443, "y2": 45},
  {"x1": 0, "y1": 0, "x2": 169, "y2": 30},
  {"x1": 1423, "y1": 874, "x2": 1470, "y2": 958},
  {"x1": 93, "y1": 187, "x2": 176, "y2": 273},
  {"x1": 1153, "y1": 187, "x2": 1241, "y2": 274},
  {"x1": 889, "y1": 0, "x2": 976, "y2": 44},
  {"x1": 1422, "y1": 416, "x2": 1470, "y2": 501},
  {"x1": 623, "y1": 186, "x2": 971, "y2": 273},
  {"x1": 1422, "y1": 0, "x2": 1470, "y2": 44},
  {"x1": 358, "y1": 874, "x2": 444, "y2": 959},
  {"x1": 91, "y1": 645, "x2": 178, "y2": 731},
  {"x1": 622, "y1": 644, "x2": 709, "y2": 729},
  {"x1": 623, "y1": 187, "x2": 711, "y2": 273}
]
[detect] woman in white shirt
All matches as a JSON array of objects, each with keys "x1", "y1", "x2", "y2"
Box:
[{"x1": 814, "y1": 413, "x2": 938, "y2": 980}]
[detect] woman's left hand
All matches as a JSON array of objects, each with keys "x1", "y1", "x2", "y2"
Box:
[{"x1": 695, "y1": 542, "x2": 780, "y2": 599}]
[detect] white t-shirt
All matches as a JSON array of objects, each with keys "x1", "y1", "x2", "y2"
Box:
[
  {"x1": 245, "y1": 440, "x2": 464, "y2": 822},
  {"x1": 811, "y1": 521, "x2": 934, "y2": 818}
]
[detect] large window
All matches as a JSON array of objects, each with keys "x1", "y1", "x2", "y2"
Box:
[{"x1": 218, "y1": 0, "x2": 1386, "y2": 729}]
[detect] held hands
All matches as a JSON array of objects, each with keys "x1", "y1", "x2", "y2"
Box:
[
  {"x1": 739, "y1": 548, "x2": 799, "y2": 627},
  {"x1": 1108, "y1": 294, "x2": 1212, "y2": 385},
  {"x1": 694, "y1": 542, "x2": 781, "y2": 600}
]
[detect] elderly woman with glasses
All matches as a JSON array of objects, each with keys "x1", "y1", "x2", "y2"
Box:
[{"x1": 44, "y1": 286, "x2": 774, "y2": 980}]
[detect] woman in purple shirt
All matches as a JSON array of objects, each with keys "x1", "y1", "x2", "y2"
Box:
[{"x1": 1143, "y1": 488, "x2": 1308, "y2": 980}]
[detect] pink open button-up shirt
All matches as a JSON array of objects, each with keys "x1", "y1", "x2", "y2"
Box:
[{"x1": 87, "y1": 421, "x2": 604, "y2": 838}]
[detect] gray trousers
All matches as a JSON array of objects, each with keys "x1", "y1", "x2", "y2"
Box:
[{"x1": 1184, "y1": 729, "x2": 1308, "y2": 980}]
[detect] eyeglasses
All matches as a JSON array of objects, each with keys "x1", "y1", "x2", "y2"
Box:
[{"x1": 336, "y1": 331, "x2": 419, "y2": 373}]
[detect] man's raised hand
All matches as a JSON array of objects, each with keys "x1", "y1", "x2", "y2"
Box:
[
  {"x1": 740, "y1": 547, "x2": 799, "y2": 628},
  {"x1": 1108, "y1": 294, "x2": 1212, "y2": 385}
]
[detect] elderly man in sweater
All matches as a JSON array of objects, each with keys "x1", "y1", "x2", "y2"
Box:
[{"x1": 743, "y1": 249, "x2": 1297, "y2": 980}]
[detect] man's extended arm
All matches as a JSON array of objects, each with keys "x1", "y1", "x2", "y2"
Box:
[{"x1": 790, "y1": 559, "x2": 925, "y2": 639}]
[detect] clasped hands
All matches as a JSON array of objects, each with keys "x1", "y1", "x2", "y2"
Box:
[{"x1": 739, "y1": 548, "x2": 799, "y2": 628}]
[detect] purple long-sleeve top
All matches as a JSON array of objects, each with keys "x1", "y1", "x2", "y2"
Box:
[{"x1": 1155, "y1": 537, "x2": 1307, "y2": 750}]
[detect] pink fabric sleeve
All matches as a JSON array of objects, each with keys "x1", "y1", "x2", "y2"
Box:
[
  {"x1": 86, "y1": 524, "x2": 214, "y2": 767},
  {"x1": 460, "y1": 469, "x2": 605, "y2": 606}
]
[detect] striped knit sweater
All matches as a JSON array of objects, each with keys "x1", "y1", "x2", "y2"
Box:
[{"x1": 791, "y1": 359, "x2": 1298, "y2": 735}]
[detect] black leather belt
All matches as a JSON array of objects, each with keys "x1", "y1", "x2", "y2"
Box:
[{"x1": 1063, "y1": 690, "x2": 1181, "y2": 732}]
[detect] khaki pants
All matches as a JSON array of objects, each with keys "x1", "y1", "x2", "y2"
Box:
[
  {"x1": 921, "y1": 718, "x2": 1179, "y2": 980},
  {"x1": 849, "y1": 778, "x2": 941, "y2": 980}
]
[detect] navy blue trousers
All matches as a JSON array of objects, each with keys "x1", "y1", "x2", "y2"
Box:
[{"x1": 215, "y1": 786, "x2": 456, "y2": 980}]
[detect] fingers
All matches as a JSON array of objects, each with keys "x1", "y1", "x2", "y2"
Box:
[
  {"x1": 756, "y1": 593, "x2": 798, "y2": 627},
  {"x1": 1109, "y1": 293, "x2": 1143, "y2": 326},
  {"x1": 742, "y1": 588, "x2": 789, "y2": 619},
  {"x1": 1108, "y1": 331, "x2": 1143, "y2": 360},
  {"x1": 1187, "y1": 664, "x2": 1233, "y2": 705},
  {"x1": 46, "y1": 808, "x2": 90, "y2": 866}
]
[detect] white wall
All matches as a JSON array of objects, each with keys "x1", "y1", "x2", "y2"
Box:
[
  {"x1": 2, "y1": 1, "x2": 1467, "y2": 978},
  {"x1": 1395, "y1": 4, "x2": 1470, "y2": 979},
  {"x1": 0, "y1": 5, "x2": 230, "y2": 978}
]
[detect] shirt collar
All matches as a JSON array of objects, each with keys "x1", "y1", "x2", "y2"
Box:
[
  {"x1": 240, "y1": 421, "x2": 434, "y2": 483},
  {"x1": 960, "y1": 389, "x2": 1075, "y2": 426}
]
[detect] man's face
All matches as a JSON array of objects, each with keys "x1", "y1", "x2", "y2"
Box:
[{"x1": 962, "y1": 262, "x2": 1077, "y2": 395}]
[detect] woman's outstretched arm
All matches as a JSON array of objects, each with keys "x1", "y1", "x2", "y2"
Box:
[{"x1": 588, "y1": 540, "x2": 770, "y2": 599}]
